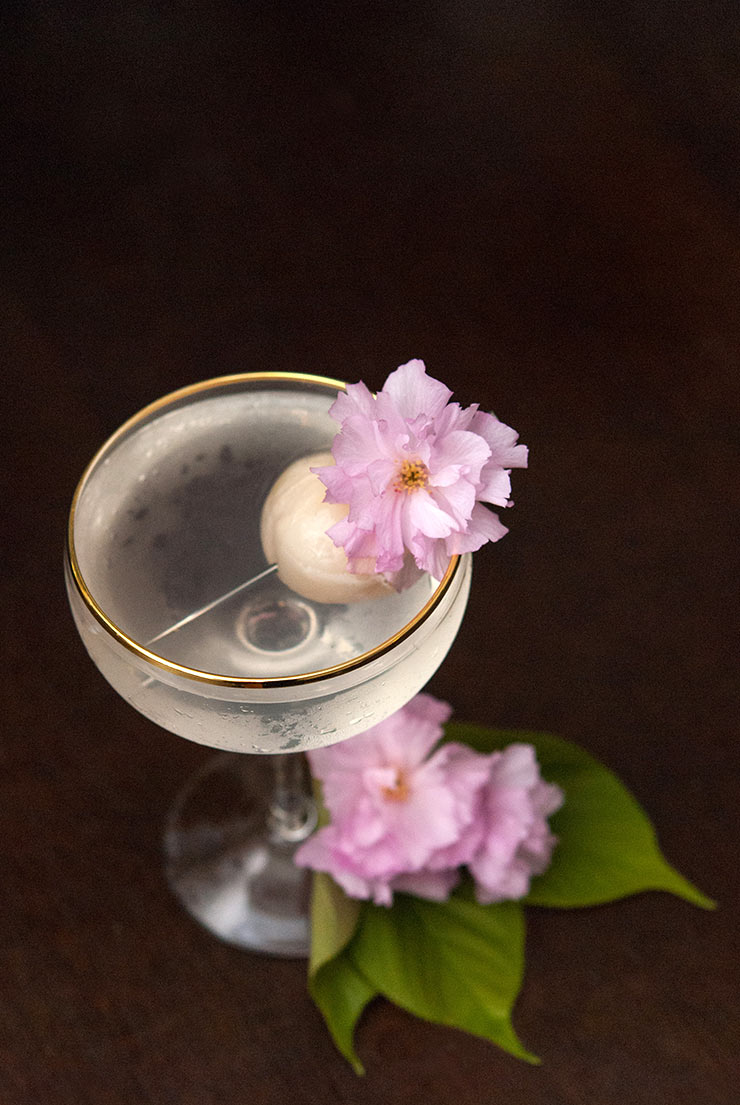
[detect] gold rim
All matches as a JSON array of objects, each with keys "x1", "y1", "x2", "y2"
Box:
[{"x1": 67, "y1": 371, "x2": 461, "y2": 689}]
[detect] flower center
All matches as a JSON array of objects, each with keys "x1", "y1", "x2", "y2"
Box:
[
  {"x1": 395, "y1": 458, "x2": 429, "y2": 493},
  {"x1": 381, "y1": 769, "x2": 411, "y2": 803}
]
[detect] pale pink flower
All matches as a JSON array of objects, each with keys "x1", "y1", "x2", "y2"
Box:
[
  {"x1": 468, "y1": 744, "x2": 564, "y2": 904},
  {"x1": 388, "y1": 744, "x2": 563, "y2": 906},
  {"x1": 295, "y1": 694, "x2": 563, "y2": 908},
  {"x1": 294, "y1": 694, "x2": 491, "y2": 905},
  {"x1": 313, "y1": 359, "x2": 527, "y2": 581}
]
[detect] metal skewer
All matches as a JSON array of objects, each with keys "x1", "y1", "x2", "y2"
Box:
[{"x1": 146, "y1": 563, "x2": 279, "y2": 646}]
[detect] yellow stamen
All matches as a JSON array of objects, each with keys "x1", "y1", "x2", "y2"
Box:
[
  {"x1": 395, "y1": 458, "x2": 429, "y2": 493},
  {"x1": 381, "y1": 770, "x2": 411, "y2": 802}
]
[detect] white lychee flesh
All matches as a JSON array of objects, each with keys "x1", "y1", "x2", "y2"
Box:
[{"x1": 259, "y1": 452, "x2": 393, "y2": 604}]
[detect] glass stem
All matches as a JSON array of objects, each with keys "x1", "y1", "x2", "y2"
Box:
[{"x1": 267, "y1": 753, "x2": 317, "y2": 844}]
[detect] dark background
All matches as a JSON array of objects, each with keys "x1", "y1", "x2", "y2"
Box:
[{"x1": 2, "y1": 2, "x2": 738, "y2": 1103}]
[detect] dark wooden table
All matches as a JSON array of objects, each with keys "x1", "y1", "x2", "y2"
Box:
[{"x1": 2, "y1": 3, "x2": 737, "y2": 1102}]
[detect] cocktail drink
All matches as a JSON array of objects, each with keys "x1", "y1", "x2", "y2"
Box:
[{"x1": 66, "y1": 373, "x2": 472, "y2": 954}]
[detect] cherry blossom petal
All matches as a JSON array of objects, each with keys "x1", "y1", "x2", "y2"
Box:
[
  {"x1": 383, "y1": 359, "x2": 453, "y2": 419},
  {"x1": 470, "y1": 410, "x2": 528, "y2": 466},
  {"x1": 446, "y1": 503, "x2": 508, "y2": 554},
  {"x1": 477, "y1": 466, "x2": 513, "y2": 508},
  {"x1": 373, "y1": 493, "x2": 407, "y2": 573},
  {"x1": 390, "y1": 868, "x2": 461, "y2": 901},
  {"x1": 429, "y1": 429, "x2": 491, "y2": 486},
  {"x1": 425, "y1": 539, "x2": 456, "y2": 581},
  {"x1": 429, "y1": 481, "x2": 478, "y2": 529},
  {"x1": 404, "y1": 692, "x2": 453, "y2": 728},
  {"x1": 406, "y1": 489, "x2": 456, "y2": 539},
  {"x1": 329, "y1": 380, "x2": 377, "y2": 422}
]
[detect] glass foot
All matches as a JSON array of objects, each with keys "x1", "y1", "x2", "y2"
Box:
[{"x1": 163, "y1": 752, "x2": 316, "y2": 957}]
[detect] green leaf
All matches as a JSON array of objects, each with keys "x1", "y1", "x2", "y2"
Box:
[
  {"x1": 309, "y1": 953, "x2": 377, "y2": 1075},
  {"x1": 308, "y1": 872, "x2": 373, "y2": 1073},
  {"x1": 309, "y1": 870, "x2": 362, "y2": 976},
  {"x1": 445, "y1": 724, "x2": 715, "y2": 910},
  {"x1": 349, "y1": 889, "x2": 538, "y2": 1063}
]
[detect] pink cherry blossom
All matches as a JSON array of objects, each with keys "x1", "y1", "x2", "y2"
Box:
[
  {"x1": 294, "y1": 694, "x2": 491, "y2": 905},
  {"x1": 313, "y1": 359, "x2": 528, "y2": 581},
  {"x1": 295, "y1": 694, "x2": 563, "y2": 908},
  {"x1": 468, "y1": 743, "x2": 564, "y2": 904}
]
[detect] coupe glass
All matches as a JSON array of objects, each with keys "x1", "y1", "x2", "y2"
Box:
[{"x1": 65, "y1": 373, "x2": 472, "y2": 955}]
